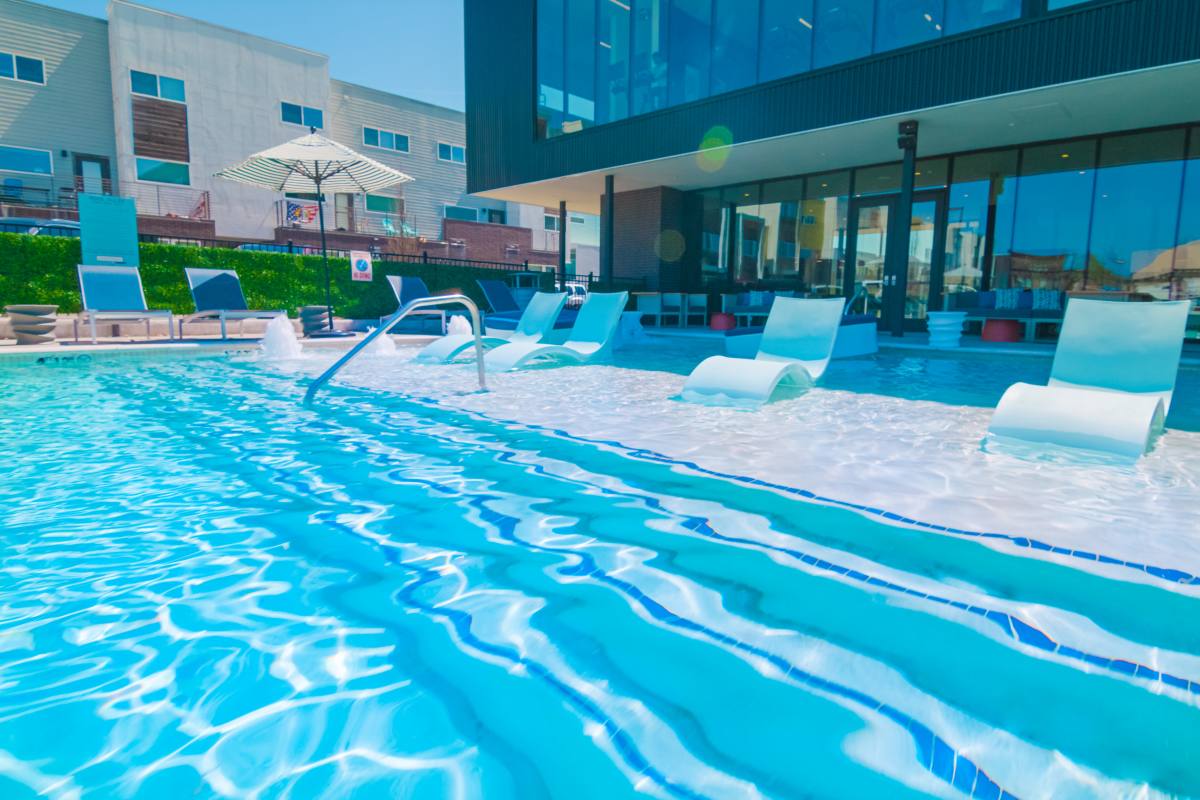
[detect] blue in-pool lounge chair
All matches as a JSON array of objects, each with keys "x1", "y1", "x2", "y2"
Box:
[
  {"x1": 477, "y1": 278, "x2": 521, "y2": 315},
  {"x1": 484, "y1": 291, "x2": 628, "y2": 372},
  {"x1": 179, "y1": 267, "x2": 285, "y2": 339},
  {"x1": 416, "y1": 290, "x2": 567, "y2": 363},
  {"x1": 987, "y1": 298, "x2": 1191, "y2": 458},
  {"x1": 74, "y1": 264, "x2": 174, "y2": 343},
  {"x1": 387, "y1": 275, "x2": 447, "y2": 334},
  {"x1": 680, "y1": 296, "x2": 845, "y2": 406}
]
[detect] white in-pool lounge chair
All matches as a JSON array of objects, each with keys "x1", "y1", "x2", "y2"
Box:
[
  {"x1": 987, "y1": 298, "x2": 1191, "y2": 458},
  {"x1": 179, "y1": 267, "x2": 285, "y2": 338},
  {"x1": 680, "y1": 296, "x2": 845, "y2": 406},
  {"x1": 416, "y1": 290, "x2": 567, "y2": 363},
  {"x1": 74, "y1": 265, "x2": 174, "y2": 343},
  {"x1": 484, "y1": 291, "x2": 628, "y2": 372}
]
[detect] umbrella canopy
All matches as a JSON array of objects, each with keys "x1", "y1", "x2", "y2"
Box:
[{"x1": 214, "y1": 131, "x2": 413, "y2": 194}]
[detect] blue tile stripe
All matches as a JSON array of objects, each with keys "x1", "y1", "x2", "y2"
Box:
[{"x1": 397, "y1": 392, "x2": 1199, "y2": 590}]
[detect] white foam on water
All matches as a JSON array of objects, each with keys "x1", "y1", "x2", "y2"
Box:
[{"x1": 260, "y1": 315, "x2": 304, "y2": 360}]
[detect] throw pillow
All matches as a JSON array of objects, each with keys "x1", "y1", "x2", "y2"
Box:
[{"x1": 994, "y1": 288, "x2": 1021, "y2": 310}]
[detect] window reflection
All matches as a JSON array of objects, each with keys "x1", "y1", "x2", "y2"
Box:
[
  {"x1": 712, "y1": 0, "x2": 758, "y2": 95},
  {"x1": 631, "y1": 0, "x2": 670, "y2": 115},
  {"x1": 598, "y1": 0, "x2": 631, "y2": 124},
  {"x1": 874, "y1": 0, "x2": 943, "y2": 52},
  {"x1": 1089, "y1": 129, "x2": 1186, "y2": 299},
  {"x1": 536, "y1": 0, "x2": 565, "y2": 138},
  {"x1": 759, "y1": 178, "x2": 805, "y2": 282},
  {"x1": 565, "y1": 0, "x2": 597, "y2": 130},
  {"x1": 699, "y1": 189, "x2": 727, "y2": 285},
  {"x1": 813, "y1": 0, "x2": 873, "y2": 68},
  {"x1": 759, "y1": 0, "x2": 814, "y2": 82},
  {"x1": 944, "y1": 0, "x2": 1020, "y2": 35},
  {"x1": 1177, "y1": 128, "x2": 1200, "y2": 316},
  {"x1": 668, "y1": 0, "x2": 711, "y2": 106},
  {"x1": 726, "y1": 184, "x2": 764, "y2": 284},
  {"x1": 800, "y1": 171, "x2": 850, "y2": 297},
  {"x1": 1004, "y1": 140, "x2": 1097, "y2": 292},
  {"x1": 946, "y1": 149, "x2": 1018, "y2": 298}
]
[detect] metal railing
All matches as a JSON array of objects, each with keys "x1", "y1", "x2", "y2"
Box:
[
  {"x1": 125, "y1": 183, "x2": 211, "y2": 219},
  {"x1": 0, "y1": 175, "x2": 112, "y2": 209},
  {"x1": 304, "y1": 294, "x2": 486, "y2": 405}
]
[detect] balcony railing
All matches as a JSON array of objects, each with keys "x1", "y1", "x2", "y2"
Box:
[
  {"x1": 0, "y1": 174, "x2": 113, "y2": 210},
  {"x1": 275, "y1": 197, "x2": 410, "y2": 238},
  {"x1": 124, "y1": 183, "x2": 211, "y2": 220}
]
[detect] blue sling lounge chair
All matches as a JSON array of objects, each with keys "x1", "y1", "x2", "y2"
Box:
[
  {"x1": 484, "y1": 291, "x2": 628, "y2": 372},
  {"x1": 74, "y1": 265, "x2": 174, "y2": 343},
  {"x1": 987, "y1": 298, "x2": 1191, "y2": 458},
  {"x1": 680, "y1": 297, "x2": 846, "y2": 406},
  {"x1": 416, "y1": 291, "x2": 568, "y2": 363},
  {"x1": 387, "y1": 275, "x2": 446, "y2": 334},
  {"x1": 179, "y1": 267, "x2": 285, "y2": 338}
]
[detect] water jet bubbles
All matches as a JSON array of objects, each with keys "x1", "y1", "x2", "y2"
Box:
[
  {"x1": 696, "y1": 125, "x2": 733, "y2": 173},
  {"x1": 655, "y1": 229, "x2": 686, "y2": 263}
]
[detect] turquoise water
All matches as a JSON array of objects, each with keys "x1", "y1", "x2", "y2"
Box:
[{"x1": 1, "y1": 352, "x2": 1198, "y2": 798}]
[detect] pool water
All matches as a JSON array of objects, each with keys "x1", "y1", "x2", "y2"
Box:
[{"x1": 1, "y1": 345, "x2": 1198, "y2": 799}]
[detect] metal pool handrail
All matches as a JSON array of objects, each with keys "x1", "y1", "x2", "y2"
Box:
[{"x1": 304, "y1": 294, "x2": 487, "y2": 405}]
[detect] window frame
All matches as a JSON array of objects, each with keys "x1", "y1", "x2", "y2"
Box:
[
  {"x1": 362, "y1": 126, "x2": 411, "y2": 154},
  {"x1": 443, "y1": 203, "x2": 479, "y2": 221},
  {"x1": 0, "y1": 143, "x2": 54, "y2": 176},
  {"x1": 437, "y1": 142, "x2": 466, "y2": 164},
  {"x1": 130, "y1": 69, "x2": 186, "y2": 104},
  {"x1": 0, "y1": 49, "x2": 46, "y2": 86},
  {"x1": 134, "y1": 156, "x2": 191, "y2": 186},
  {"x1": 281, "y1": 101, "x2": 323, "y2": 130}
]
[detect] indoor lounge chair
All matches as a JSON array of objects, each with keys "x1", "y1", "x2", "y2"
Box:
[
  {"x1": 416, "y1": 290, "x2": 567, "y2": 363},
  {"x1": 484, "y1": 291, "x2": 629, "y2": 372},
  {"x1": 987, "y1": 298, "x2": 1191, "y2": 459},
  {"x1": 179, "y1": 267, "x2": 285, "y2": 338},
  {"x1": 74, "y1": 265, "x2": 174, "y2": 343},
  {"x1": 680, "y1": 297, "x2": 845, "y2": 406}
]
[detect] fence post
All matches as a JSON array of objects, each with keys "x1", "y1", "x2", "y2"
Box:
[
  {"x1": 287, "y1": 240, "x2": 294, "y2": 254},
  {"x1": 422, "y1": 251, "x2": 428, "y2": 264}
]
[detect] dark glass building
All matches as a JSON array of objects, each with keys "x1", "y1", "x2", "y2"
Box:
[{"x1": 465, "y1": 0, "x2": 1200, "y2": 338}]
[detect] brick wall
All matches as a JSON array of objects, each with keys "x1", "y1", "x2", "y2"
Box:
[
  {"x1": 443, "y1": 218, "x2": 559, "y2": 266},
  {"x1": 605, "y1": 186, "x2": 691, "y2": 291}
]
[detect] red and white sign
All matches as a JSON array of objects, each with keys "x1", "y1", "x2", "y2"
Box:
[{"x1": 350, "y1": 250, "x2": 373, "y2": 282}]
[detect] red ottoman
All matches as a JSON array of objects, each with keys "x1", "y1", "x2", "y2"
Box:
[
  {"x1": 710, "y1": 312, "x2": 735, "y2": 331},
  {"x1": 981, "y1": 319, "x2": 1021, "y2": 342}
]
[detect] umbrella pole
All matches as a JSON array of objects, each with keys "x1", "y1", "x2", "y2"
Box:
[{"x1": 315, "y1": 175, "x2": 334, "y2": 332}]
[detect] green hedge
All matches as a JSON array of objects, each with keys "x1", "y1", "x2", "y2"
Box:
[{"x1": 0, "y1": 233, "x2": 553, "y2": 317}]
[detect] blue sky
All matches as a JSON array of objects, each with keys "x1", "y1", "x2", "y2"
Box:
[{"x1": 36, "y1": 0, "x2": 466, "y2": 110}]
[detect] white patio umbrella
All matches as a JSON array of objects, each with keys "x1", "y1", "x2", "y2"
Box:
[{"x1": 215, "y1": 129, "x2": 414, "y2": 335}]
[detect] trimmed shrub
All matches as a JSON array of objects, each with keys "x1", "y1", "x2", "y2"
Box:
[{"x1": 0, "y1": 233, "x2": 553, "y2": 317}]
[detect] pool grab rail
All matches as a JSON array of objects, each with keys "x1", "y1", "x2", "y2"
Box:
[{"x1": 304, "y1": 294, "x2": 487, "y2": 405}]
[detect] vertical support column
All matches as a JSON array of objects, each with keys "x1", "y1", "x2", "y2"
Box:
[
  {"x1": 558, "y1": 200, "x2": 568, "y2": 286},
  {"x1": 889, "y1": 120, "x2": 919, "y2": 337},
  {"x1": 601, "y1": 174, "x2": 615, "y2": 285}
]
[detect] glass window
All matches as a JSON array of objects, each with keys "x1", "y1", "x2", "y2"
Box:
[
  {"x1": 813, "y1": 0, "x2": 873, "y2": 69},
  {"x1": 1089, "y1": 129, "x2": 1186, "y2": 299},
  {"x1": 668, "y1": 0, "x2": 711, "y2": 106},
  {"x1": 1177, "y1": 128, "x2": 1200, "y2": 307},
  {"x1": 394, "y1": 134, "x2": 410, "y2": 152},
  {"x1": 759, "y1": 178, "x2": 805, "y2": 281},
  {"x1": 302, "y1": 107, "x2": 323, "y2": 129},
  {"x1": 711, "y1": 0, "x2": 759, "y2": 95},
  {"x1": 366, "y1": 195, "x2": 401, "y2": 214},
  {"x1": 800, "y1": 171, "x2": 850, "y2": 297},
  {"x1": 759, "y1": 0, "x2": 814, "y2": 82},
  {"x1": 946, "y1": 149, "x2": 1018, "y2": 298},
  {"x1": 444, "y1": 204, "x2": 478, "y2": 222},
  {"x1": 0, "y1": 53, "x2": 13, "y2": 80},
  {"x1": 131, "y1": 70, "x2": 158, "y2": 97},
  {"x1": 14, "y1": 55, "x2": 43, "y2": 84},
  {"x1": 380, "y1": 130, "x2": 395, "y2": 149},
  {"x1": 281, "y1": 102, "x2": 303, "y2": 125},
  {"x1": 854, "y1": 163, "x2": 901, "y2": 196},
  {"x1": 631, "y1": 0, "x2": 670, "y2": 115},
  {"x1": 944, "y1": 0, "x2": 1020, "y2": 35},
  {"x1": 136, "y1": 157, "x2": 189, "y2": 185},
  {"x1": 545, "y1": 214, "x2": 559, "y2": 231},
  {"x1": 565, "y1": 0, "x2": 596, "y2": 128},
  {"x1": 874, "y1": 0, "x2": 943, "y2": 53},
  {"x1": 725, "y1": 184, "x2": 765, "y2": 284},
  {"x1": 598, "y1": 0, "x2": 631, "y2": 124},
  {"x1": 158, "y1": 76, "x2": 185, "y2": 102},
  {"x1": 438, "y1": 143, "x2": 465, "y2": 164},
  {"x1": 0, "y1": 144, "x2": 52, "y2": 175},
  {"x1": 438, "y1": 143, "x2": 451, "y2": 161},
  {"x1": 698, "y1": 189, "x2": 728, "y2": 285},
  {"x1": 363, "y1": 127, "x2": 379, "y2": 147},
  {"x1": 1005, "y1": 139, "x2": 1097, "y2": 291},
  {"x1": 1047, "y1": 0, "x2": 1092, "y2": 8},
  {"x1": 537, "y1": 0, "x2": 566, "y2": 137}
]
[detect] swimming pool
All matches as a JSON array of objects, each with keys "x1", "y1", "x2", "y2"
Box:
[{"x1": 2, "y1": 342, "x2": 1198, "y2": 798}]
